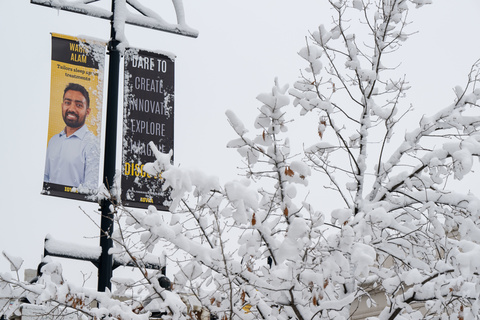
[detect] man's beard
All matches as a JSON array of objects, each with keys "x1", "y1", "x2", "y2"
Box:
[{"x1": 63, "y1": 111, "x2": 86, "y2": 128}]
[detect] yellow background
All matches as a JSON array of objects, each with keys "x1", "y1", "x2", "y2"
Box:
[
  {"x1": 47, "y1": 61, "x2": 102, "y2": 142},
  {"x1": 47, "y1": 33, "x2": 104, "y2": 142}
]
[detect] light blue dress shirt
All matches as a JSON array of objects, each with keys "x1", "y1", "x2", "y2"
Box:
[{"x1": 44, "y1": 125, "x2": 100, "y2": 190}]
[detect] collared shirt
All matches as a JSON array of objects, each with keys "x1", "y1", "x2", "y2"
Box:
[{"x1": 44, "y1": 125, "x2": 100, "y2": 190}]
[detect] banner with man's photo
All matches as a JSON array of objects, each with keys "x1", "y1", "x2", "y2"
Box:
[
  {"x1": 122, "y1": 48, "x2": 175, "y2": 210},
  {"x1": 42, "y1": 33, "x2": 106, "y2": 201}
]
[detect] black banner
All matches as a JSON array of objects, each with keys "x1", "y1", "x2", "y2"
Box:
[{"x1": 121, "y1": 48, "x2": 174, "y2": 210}]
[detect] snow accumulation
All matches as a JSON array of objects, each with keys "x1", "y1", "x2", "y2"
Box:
[
  {"x1": 4, "y1": 1, "x2": 480, "y2": 320},
  {"x1": 2, "y1": 251, "x2": 23, "y2": 272},
  {"x1": 44, "y1": 235, "x2": 101, "y2": 261},
  {"x1": 32, "y1": 0, "x2": 198, "y2": 54}
]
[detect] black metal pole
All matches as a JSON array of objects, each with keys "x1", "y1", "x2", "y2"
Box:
[{"x1": 98, "y1": 0, "x2": 120, "y2": 293}]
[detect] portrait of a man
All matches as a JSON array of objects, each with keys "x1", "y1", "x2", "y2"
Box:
[{"x1": 44, "y1": 83, "x2": 99, "y2": 190}]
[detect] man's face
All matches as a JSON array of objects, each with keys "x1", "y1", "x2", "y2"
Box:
[{"x1": 62, "y1": 90, "x2": 90, "y2": 128}]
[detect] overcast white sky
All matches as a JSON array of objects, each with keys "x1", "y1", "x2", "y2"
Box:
[{"x1": 0, "y1": 0, "x2": 479, "y2": 287}]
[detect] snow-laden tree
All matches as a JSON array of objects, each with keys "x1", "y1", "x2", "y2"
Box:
[{"x1": 3, "y1": 0, "x2": 480, "y2": 319}]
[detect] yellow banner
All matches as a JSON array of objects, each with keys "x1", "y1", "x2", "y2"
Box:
[{"x1": 42, "y1": 33, "x2": 106, "y2": 200}]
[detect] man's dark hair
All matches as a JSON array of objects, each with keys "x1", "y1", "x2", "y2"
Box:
[{"x1": 63, "y1": 83, "x2": 90, "y2": 108}]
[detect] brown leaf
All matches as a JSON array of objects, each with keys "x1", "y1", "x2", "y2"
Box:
[
  {"x1": 191, "y1": 310, "x2": 202, "y2": 320},
  {"x1": 132, "y1": 306, "x2": 144, "y2": 314},
  {"x1": 241, "y1": 291, "x2": 246, "y2": 304},
  {"x1": 252, "y1": 213, "x2": 256, "y2": 226},
  {"x1": 262, "y1": 130, "x2": 266, "y2": 141},
  {"x1": 210, "y1": 297, "x2": 216, "y2": 305},
  {"x1": 318, "y1": 119, "x2": 327, "y2": 139},
  {"x1": 285, "y1": 166, "x2": 294, "y2": 177},
  {"x1": 323, "y1": 279, "x2": 329, "y2": 289},
  {"x1": 313, "y1": 295, "x2": 318, "y2": 306},
  {"x1": 284, "y1": 207, "x2": 289, "y2": 217}
]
